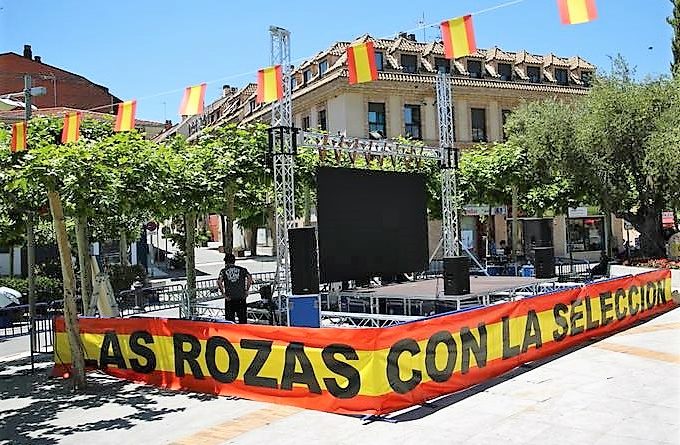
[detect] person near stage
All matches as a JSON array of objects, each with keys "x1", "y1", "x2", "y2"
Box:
[
  {"x1": 217, "y1": 253, "x2": 252, "y2": 324},
  {"x1": 499, "y1": 240, "x2": 512, "y2": 256}
]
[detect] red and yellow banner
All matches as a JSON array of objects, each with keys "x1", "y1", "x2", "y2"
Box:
[
  {"x1": 557, "y1": 0, "x2": 598, "y2": 25},
  {"x1": 54, "y1": 270, "x2": 676, "y2": 415},
  {"x1": 11, "y1": 121, "x2": 27, "y2": 152},
  {"x1": 347, "y1": 41, "x2": 378, "y2": 85},
  {"x1": 256, "y1": 65, "x2": 283, "y2": 104},
  {"x1": 114, "y1": 100, "x2": 137, "y2": 132},
  {"x1": 441, "y1": 15, "x2": 476, "y2": 59},
  {"x1": 179, "y1": 83, "x2": 206, "y2": 116},
  {"x1": 61, "y1": 112, "x2": 82, "y2": 144}
]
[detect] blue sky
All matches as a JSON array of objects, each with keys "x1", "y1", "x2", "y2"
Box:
[{"x1": 0, "y1": 0, "x2": 674, "y2": 123}]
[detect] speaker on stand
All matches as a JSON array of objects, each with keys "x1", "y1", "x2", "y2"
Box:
[
  {"x1": 288, "y1": 227, "x2": 320, "y2": 295},
  {"x1": 534, "y1": 246, "x2": 555, "y2": 279},
  {"x1": 443, "y1": 256, "x2": 470, "y2": 296},
  {"x1": 288, "y1": 227, "x2": 321, "y2": 328}
]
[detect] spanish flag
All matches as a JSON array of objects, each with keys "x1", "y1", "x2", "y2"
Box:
[
  {"x1": 179, "y1": 83, "x2": 206, "y2": 116},
  {"x1": 440, "y1": 15, "x2": 476, "y2": 59},
  {"x1": 347, "y1": 41, "x2": 378, "y2": 85},
  {"x1": 256, "y1": 65, "x2": 283, "y2": 104},
  {"x1": 557, "y1": 0, "x2": 598, "y2": 25},
  {"x1": 11, "y1": 121, "x2": 27, "y2": 152},
  {"x1": 61, "y1": 112, "x2": 82, "y2": 144},
  {"x1": 114, "y1": 100, "x2": 136, "y2": 132}
]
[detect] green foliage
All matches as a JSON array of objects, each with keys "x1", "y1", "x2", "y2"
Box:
[
  {"x1": 0, "y1": 275, "x2": 63, "y2": 304},
  {"x1": 106, "y1": 263, "x2": 147, "y2": 295},
  {"x1": 499, "y1": 62, "x2": 680, "y2": 256}
]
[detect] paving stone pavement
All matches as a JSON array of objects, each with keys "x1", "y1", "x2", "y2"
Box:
[{"x1": 1, "y1": 308, "x2": 678, "y2": 445}]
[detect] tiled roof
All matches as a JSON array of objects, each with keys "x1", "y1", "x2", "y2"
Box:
[
  {"x1": 370, "y1": 71, "x2": 589, "y2": 94},
  {"x1": 568, "y1": 56, "x2": 596, "y2": 70},
  {"x1": 543, "y1": 53, "x2": 571, "y2": 68},
  {"x1": 515, "y1": 50, "x2": 543, "y2": 65},
  {"x1": 486, "y1": 47, "x2": 515, "y2": 62},
  {"x1": 180, "y1": 34, "x2": 596, "y2": 138}
]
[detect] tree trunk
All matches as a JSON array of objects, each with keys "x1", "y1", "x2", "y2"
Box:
[
  {"x1": 268, "y1": 205, "x2": 276, "y2": 256},
  {"x1": 511, "y1": 185, "x2": 520, "y2": 263},
  {"x1": 119, "y1": 231, "x2": 130, "y2": 266},
  {"x1": 75, "y1": 215, "x2": 92, "y2": 311},
  {"x1": 636, "y1": 206, "x2": 666, "y2": 258},
  {"x1": 603, "y1": 212, "x2": 613, "y2": 258},
  {"x1": 8, "y1": 246, "x2": 14, "y2": 277},
  {"x1": 222, "y1": 189, "x2": 235, "y2": 254},
  {"x1": 249, "y1": 226, "x2": 258, "y2": 257},
  {"x1": 48, "y1": 189, "x2": 86, "y2": 389},
  {"x1": 303, "y1": 183, "x2": 312, "y2": 226},
  {"x1": 184, "y1": 213, "x2": 197, "y2": 317}
]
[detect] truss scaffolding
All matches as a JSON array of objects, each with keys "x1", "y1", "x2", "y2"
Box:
[{"x1": 269, "y1": 26, "x2": 295, "y2": 298}]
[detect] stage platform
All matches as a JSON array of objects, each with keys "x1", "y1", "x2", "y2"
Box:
[{"x1": 346, "y1": 275, "x2": 544, "y2": 299}]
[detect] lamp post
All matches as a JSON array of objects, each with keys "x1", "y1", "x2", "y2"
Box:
[{"x1": 23, "y1": 74, "x2": 46, "y2": 372}]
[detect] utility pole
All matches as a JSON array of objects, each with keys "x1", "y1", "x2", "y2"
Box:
[{"x1": 24, "y1": 75, "x2": 37, "y2": 371}]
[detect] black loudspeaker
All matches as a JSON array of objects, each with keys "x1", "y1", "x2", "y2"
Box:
[
  {"x1": 289, "y1": 227, "x2": 320, "y2": 295},
  {"x1": 534, "y1": 246, "x2": 555, "y2": 278},
  {"x1": 443, "y1": 256, "x2": 470, "y2": 295}
]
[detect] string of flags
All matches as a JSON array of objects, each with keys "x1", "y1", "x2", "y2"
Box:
[
  {"x1": 8, "y1": 0, "x2": 597, "y2": 152},
  {"x1": 179, "y1": 83, "x2": 207, "y2": 116},
  {"x1": 347, "y1": 41, "x2": 379, "y2": 85},
  {"x1": 61, "y1": 112, "x2": 82, "y2": 144},
  {"x1": 256, "y1": 66, "x2": 283, "y2": 103}
]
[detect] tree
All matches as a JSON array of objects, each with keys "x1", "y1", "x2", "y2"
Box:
[
  {"x1": 501, "y1": 66, "x2": 680, "y2": 257},
  {"x1": 199, "y1": 123, "x2": 270, "y2": 255},
  {"x1": 159, "y1": 136, "x2": 230, "y2": 313},
  {"x1": 12, "y1": 117, "x2": 87, "y2": 388},
  {"x1": 670, "y1": 0, "x2": 680, "y2": 75}
]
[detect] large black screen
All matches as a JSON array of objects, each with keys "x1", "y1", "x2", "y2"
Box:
[{"x1": 316, "y1": 167, "x2": 429, "y2": 283}]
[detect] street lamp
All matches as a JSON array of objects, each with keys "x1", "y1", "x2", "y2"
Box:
[{"x1": 22, "y1": 74, "x2": 46, "y2": 373}]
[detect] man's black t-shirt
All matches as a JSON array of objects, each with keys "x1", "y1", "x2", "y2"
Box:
[{"x1": 220, "y1": 265, "x2": 249, "y2": 300}]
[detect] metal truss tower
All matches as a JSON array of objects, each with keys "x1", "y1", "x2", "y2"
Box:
[
  {"x1": 436, "y1": 71, "x2": 460, "y2": 257},
  {"x1": 269, "y1": 26, "x2": 295, "y2": 297}
]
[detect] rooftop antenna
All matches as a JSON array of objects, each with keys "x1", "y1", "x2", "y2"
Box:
[{"x1": 418, "y1": 12, "x2": 426, "y2": 41}]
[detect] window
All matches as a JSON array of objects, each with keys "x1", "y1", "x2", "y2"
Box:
[
  {"x1": 319, "y1": 60, "x2": 328, "y2": 76},
  {"x1": 291, "y1": 77, "x2": 297, "y2": 89},
  {"x1": 471, "y1": 108, "x2": 487, "y2": 142},
  {"x1": 502, "y1": 109, "x2": 512, "y2": 141},
  {"x1": 317, "y1": 109, "x2": 327, "y2": 131},
  {"x1": 527, "y1": 66, "x2": 541, "y2": 83},
  {"x1": 368, "y1": 102, "x2": 386, "y2": 138},
  {"x1": 498, "y1": 63, "x2": 513, "y2": 81},
  {"x1": 434, "y1": 57, "x2": 450, "y2": 73},
  {"x1": 581, "y1": 71, "x2": 593, "y2": 87},
  {"x1": 375, "y1": 51, "x2": 384, "y2": 71},
  {"x1": 303, "y1": 69, "x2": 311, "y2": 84},
  {"x1": 401, "y1": 54, "x2": 418, "y2": 73},
  {"x1": 249, "y1": 99, "x2": 256, "y2": 113},
  {"x1": 555, "y1": 68, "x2": 569, "y2": 85},
  {"x1": 302, "y1": 115, "x2": 310, "y2": 130},
  {"x1": 467, "y1": 60, "x2": 483, "y2": 78},
  {"x1": 403, "y1": 105, "x2": 421, "y2": 140},
  {"x1": 567, "y1": 217, "x2": 604, "y2": 252}
]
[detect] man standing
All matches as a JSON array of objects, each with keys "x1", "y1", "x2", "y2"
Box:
[{"x1": 217, "y1": 253, "x2": 252, "y2": 324}]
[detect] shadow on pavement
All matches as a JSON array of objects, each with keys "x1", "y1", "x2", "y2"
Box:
[
  {"x1": 371, "y1": 311, "x2": 669, "y2": 424},
  {"x1": 0, "y1": 355, "x2": 217, "y2": 445}
]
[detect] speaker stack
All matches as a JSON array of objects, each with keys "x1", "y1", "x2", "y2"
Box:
[
  {"x1": 443, "y1": 256, "x2": 470, "y2": 295},
  {"x1": 534, "y1": 246, "x2": 555, "y2": 279},
  {"x1": 288, "y1": 227, "x2": 320, "y2": 295}
]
